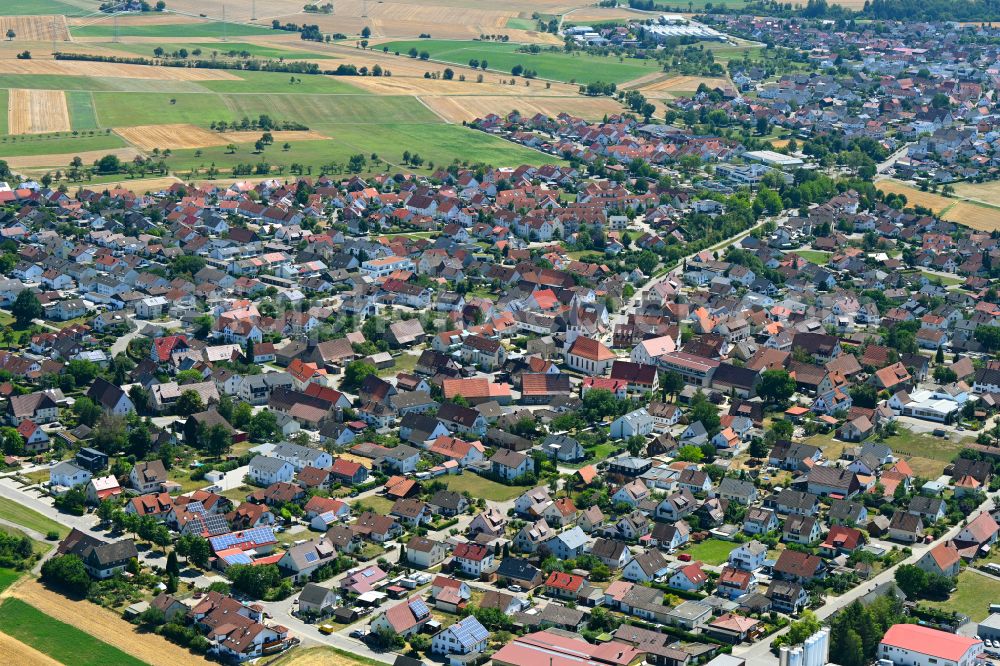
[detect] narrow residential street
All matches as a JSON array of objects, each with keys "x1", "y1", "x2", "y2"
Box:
[{"x1": 735, "y1": 491, "x2": 999, "y2": 663}]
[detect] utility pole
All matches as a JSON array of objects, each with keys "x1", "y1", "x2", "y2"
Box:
[
  {"x1": 362, "y1": 0, "x2": 368, "y2": 18},
  {"x1": 252, "y1": 0, "x2": 256, "y2": 21},
  {"x1": 52, "y1": 16, "x2": 56, "y2": 51}
]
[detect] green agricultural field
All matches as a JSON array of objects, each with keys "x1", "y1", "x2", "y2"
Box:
[
  {"x1": 200, "y1": 71, "x2": 364, "y2": 94},
  {"x1": 165, "y1": 120, "x2": 557, "y2": 178},
  {"x1": 0, "y1": 133, "x2": 126, "y2": 158},
  {"x1": 0, "y1": 0, "x2": 89, "y2": 15},
  {"x1": 102, "y1": 41, "x2": 336, "y2": 60},
  {"x1": 0, "y1": 89, "x2": 6, "y2": 135},
  {"x1": 92, "y1": 91, "x2": 229, "y2": 126},
  {"x1": 505, "y1": 17, "x2": 538, "y2": 30},
  {"x1": 0, "y1": 598, "x2": 146, "y2": 666},
  {"x1": 0, "y1": 74, "x2": 211, "y2": 94},
  {"x1": 71, "y1": 20, "x2": 273, "y2": 39},
  {"x1": 379, "y1": 39, "x2": 658, "y2": 84},
  {"x1": 0, "y1": 497, "x2": 68, "y2": 538},
  {"x1": 67, "y1": 90, "x2": 99, "y2": 130}
]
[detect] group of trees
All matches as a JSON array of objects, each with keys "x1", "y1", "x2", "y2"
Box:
[{"x1": 894, "y1": 563, "x2": 954, "y2": 601}]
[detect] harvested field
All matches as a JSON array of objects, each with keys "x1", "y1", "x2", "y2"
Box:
[
  {"x1": 876, "y1": 179, "x2": 952, "y2": 212},
  {"x1": 421, "y1": 94, "x2": 622, "y2": 122},
  {"x1": 6, "y1": 147, "x2": 141, "y2": 169},
  {"x1": 8, "y1": 89, "x2": 70, "y2": 135},
  {"x1": 953, "y1": 180, "x2": 1000, "y2": 207},
  {"x1": 0, "y1": 630, "x2": 65, "y2": 666},
  {"x1": 942, "y1": 201, "x2": 1000, "y2": 231},
  {"x1": 6, "y1": 577, "x2": 208, "y2": 666},
  {"x1": 1, "y1": 59, "x2": 241, "y2": 81},
  {"x1": 0, "y1": 16, "x2": 70, "y2": 42},
  {"x1": 563, "y1": 6, "x2": 652, "y2": 22},
  {"x1": 638, "y1": 75, "x2": 730, "y2": 97},
  {"x1": 115, "y1": 123, "x2": 223, "y2": 150},
  {"x1": 116, "y1": 124, "x2": 333, "y2": 151}
]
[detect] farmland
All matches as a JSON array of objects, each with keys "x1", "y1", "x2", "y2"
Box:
[
  {"x1": 71, "y1": 20, "x2": 273, "y2": 39},
  {"x1": 0, "y1": 132, "x2": 126, "y2": 159},
  {"x1": 942, "y1": 201, "x2": 1000, "y2": 231},
  {"x1": 8, "y1": 578, "x2": 209, "y2": 665},
  {"x1": 379, "y1": 39, "x2": 660, "y2": 84},
  {"x1": 876, "y1": 179, "x2": 954, "y2": 213},
  {"x1": 0, "y1": 15, "x2": 70, "y2": 41},
  {"x1": 8, "y1": 89, "x2": 70, "y2": 135},
  {"x1": 102, "y1": 41, "x2": 338, "y2": 60},
  {"x1": 0, "y1": 598, "x2": 147, "y2": 666}
]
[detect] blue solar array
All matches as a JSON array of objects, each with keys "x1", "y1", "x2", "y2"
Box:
[
  {"x1": 409, "y1": 597, "x2": 430, "y2": 619},
  {"x1": 451, "y1": 616, "x2": 489, "y2": 647},
  {"x1": 304, "y1": 551, "x2": 319, "y2": 563},
  {"x1": 223, "y1": 552, "x2": 253, "y2": 565},
  {"x1": 210, "y1": 527, "x2": 275, "y2": 551}
]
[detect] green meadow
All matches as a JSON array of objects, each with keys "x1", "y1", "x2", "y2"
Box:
[
  {"x1": 71, "y1": 20, "x2": 272, "y2": 39},
  {"x1": 379, "y1": 39, "x2": 658, "y2": 84}
]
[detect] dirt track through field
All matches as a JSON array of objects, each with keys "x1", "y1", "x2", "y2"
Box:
[
  {"x1": 6, "y1": 577, "x2": 208, "y2": 666},
  {"x1": 8, "y1": 89, "x2": 70, "y2": 135},
  {"x1": 421, "y1": 94, "x2": 622, "y2": 122},
  {"x1": 0, "y1": 630, "x2": 62, "y2": 666},
  {"x1": 2, "y1": 60, "x2": 241, "y2": 81}
]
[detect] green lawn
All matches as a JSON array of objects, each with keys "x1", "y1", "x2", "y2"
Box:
[
  {"x1": 379, "y1": 39, "x2": 659, "y2": 84},
  {"x1": 793, "y1": 250, "x2": 830, "y2": 265},
  {"x1": 0, "y1": 568, "x2": 21, "y2": 593},
  {"x1": 102, "y1": 41, "x2": 337, "y2": 60},
  {"x1": 351, "y1": 495, "x2": 395, "y2": 515},
  {"x1": 67, "y1": 91, "x2": 99, "y2": 131},
  {"x1": 918, "y1": 270, "x2": 964, "y2": 287},
  {"x1": 807, "y1": 429, "x2": 970, "y2": 480},
  {"x1": 0, "y1": 598, "x2": 146, "y2": 666},
  {"x1": 72, "y1": 20, "x2": 273, "y2": 39},
  {"x1": 925, "y1": 570, "x2": 1000, "y2": 622},
  {"x1": 443, "y1": 473, "x2": 524, "y2": 501},
  {"x1": 682, "y1": 538, "x2": 735, "y2": 565},
  {"x1": 0, "y1": 497, "x2": 69, "y2": 538},
  {"x1": 0, "y1": 132, "x2": 126, "y2": 158}
]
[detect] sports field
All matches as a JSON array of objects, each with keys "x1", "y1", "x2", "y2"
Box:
[{"x1": 379, "y1": 39, "x2": 660, "y2": 84}]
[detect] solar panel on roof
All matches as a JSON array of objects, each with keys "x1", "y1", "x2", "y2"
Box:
[
  {"x1": 409, "y1": 598, "x2": 430, "y2": 619},
  {"x1": 223, "y1": 552, "x2": 253, "y2": 565},
  {"x1": 304, "y1": 551, "x2": 319, "y2": 563},
  {"x1": 204, "y1": 514, "x2": 229, "y2": 536},
  {"x1": 452, "y1": 616, "x2": 489, "y2": 645}
]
